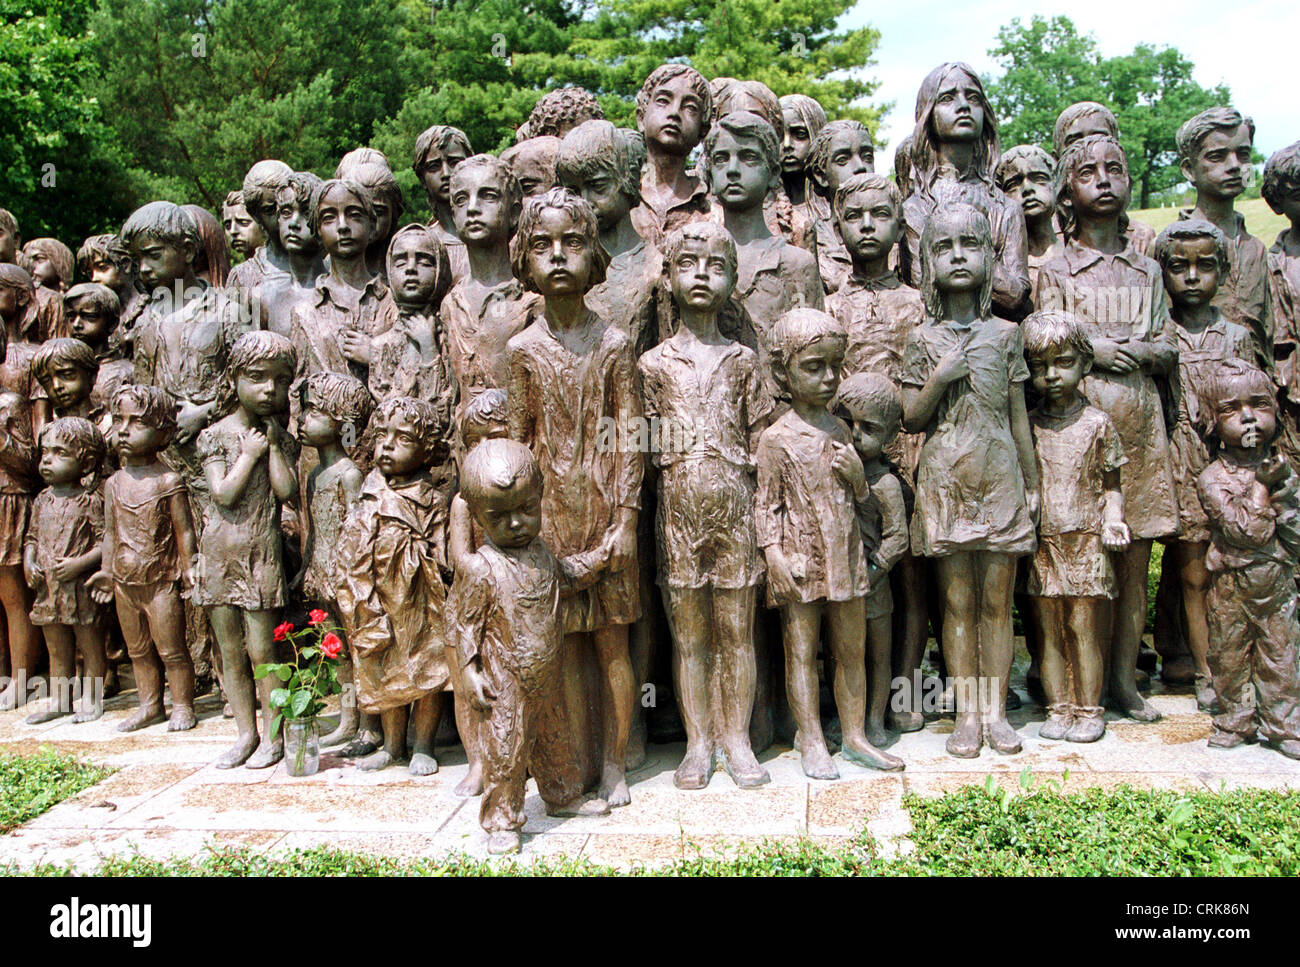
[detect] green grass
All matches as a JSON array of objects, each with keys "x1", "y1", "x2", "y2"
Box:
[
  {"x1": 0, "y1": 747, "x2": 112, "y2": 834},
  {"x1": 1130, "y1": 197, "x2": 1287, "y2": 244},
  {"x1": 6, "y1": 777, "x2": 1298, "y2": 876}
]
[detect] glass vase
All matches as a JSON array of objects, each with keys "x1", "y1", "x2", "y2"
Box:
[{"x1": 285, "y1": 717, "x2": 320, "y2": 777}]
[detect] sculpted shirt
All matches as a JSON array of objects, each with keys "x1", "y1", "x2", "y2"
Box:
[
  {"x1": 585, "y1": 238, "x2": 663, "y2": 360},
  {"x1": 290, "y1": 273, "x2": 397, "y2": 384},
  {"x1": 631, "y1": 175, "x2": 712, "y2": 249},
  {"x1": 441, "y1": 278, "x2": 542, "y2": 408}
]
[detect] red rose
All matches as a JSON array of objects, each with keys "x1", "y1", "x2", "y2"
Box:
[
  {"x1": 320, "y1": 633, "x2": 343, "y2": 660},
  {"x1": 308, "y1": 609, "x2": 329, "y2": 626},
  {"x1": 273, "y1": 621, "x2": 294, "y2": 642}
]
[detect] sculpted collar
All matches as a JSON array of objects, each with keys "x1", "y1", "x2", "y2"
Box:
[
  {"x1": 1061, "y1": 237, "x2": 1143, "y2": 276},
  {"x1": 313, "y1": 272, "x2": 389, "y2": 307}
]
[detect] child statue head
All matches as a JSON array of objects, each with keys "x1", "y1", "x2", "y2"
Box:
[
  {"x1": 510, "y1": 187, "x2": 610, "y2": 295},
  {"x1": 275, "y1": 171, "x2": 325, "y2": 259},
  {"x1": 995, "y1": 144, "x2": 1057, "y2": 226},
  {"x1": 919, "y1": 202, "x2": 995, "y2": 318},
  {"x1": 1262, "y1": 141, "x2": 1300, "y2": 226},
  {"x1": 0, "y1": 208, "x2": 20, "y2": 263},
  {"x1": 460, "y1": 437, "x2": 543, "y2": 550},
  {"x1": 712, "y1": 79, "x2": 783, "y2": 141},
  {"x1": 0, "y1": 263, "x2": 35, "y2": 333},
  {"x1": 769, "y1": 307, "x2": 847, "y2": 406},
  {"x1": 832, "y1": 172, "x2": 903, "y2": 268},
  {"x1": 807, "y1": 120, "x2": 875, "y2": 200},
  {"x1": 636, "y1": 64, "x2": 712, "y2": 158},
  {"x1": 350, "y1": 162, "x2": 404, "y2": 265},
  {"x1": 413, "y1": 125, "x2": 473, "y2": 210},
  {"x1": 501, "y1": 137, "x2": 560, "y2": 200},
  {"x1": 779, "y1": 94, "x2": 827, "y2": 185},
  {"x1": 63, "y1": 283, "x2": 121, "y2": 350},
  {"x1": 912, "y1": 62, "x2": 999, "y2": 189},
  {"x1": 240, "y1": 159, "x2": 294, "y2": 245},
  {"x1": 555, "y1": 120, "x2": 646, "y2": 233},
  {"x1": 112, "y1": 383, "x2": 178, "y2": 461},
  {"x1": 32, "y1": 338, "x2": 98, "y2": 413},
  {"x1": 76, "y1": 235, "x2": 137, "y2": 295},
  {"x1": 1053, "y1": 134, "x2": 1131, "y2": 240},
  {"x1": 298, "y1": 370, "x2": 374, "y2": 452},
  {"x1": 1022, "y1": 309, "x2": 1094, "y2": 409},
  {"x1": 1178, "y1": 107, "x2": 1255, "y2": 203},
  {"x1": 22, "y1": 238, "x2": 73, "y2": 292},
  {"x1": 373, "y1": 396, "x2": 442, "y2": 479},
  {"x1": 310, "y1": 179, "x2": 376, "y2": 266},
  {"x1": 663, "y1": 221, "x2": 739, "y2": 316},
  {"x1": 460, "y1": 387, "x2": 509, "y2": 452},
  {"x1": 181, "y1": 205, "x2": 231, "y2": 286},
  {"x1": 525, "y1": 87, "x2": 604, "y2": 140},
  {"x1": 1154, "y1": 220, "x2": 1230, "y2": 312},
  {"x1": 386, "y1": 223, "x2": 452, "y2": 311},
  {"x1": 449, "y1": 154, "x2": 522, "y2": 250},
  {"x1": 893, "y1": 135, "x2": 914, "y2": 199},
  {"x1": 835, "y1": 371, "x2": 902, "y2": 462},
  {"x1": 37, "y1": 416, "x2": 105, "y2": 489},
  {"x1": 335, "y1": 147, "x2": 390, "y2": 179},
  {"x1": 704, "y1": 111, "x2": 781, "y2": 212},
  {"x1": 120, "y1": 201, "x2": 202, "y2": 292},
  {"x1": 1203, "y1": 359, "x2": 1278, "y2": 455},
  {"x1": 1052, "y1": 101, "x2": 1119, "y2": 157},
  {"x1": 225, "y1": 330, "x2": 296, "y2": 420},
  {"x1": 223, "y1": 190, "x2": 267, "y2": 260}
]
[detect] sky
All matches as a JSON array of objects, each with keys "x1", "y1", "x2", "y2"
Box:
[{"x1": 842, "y1": 0, "x2": 1298, "y2": 158}]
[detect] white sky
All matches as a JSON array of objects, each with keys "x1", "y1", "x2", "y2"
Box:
[{"x1": 842, "y1": 0, "x2": 1297, "y2": 159}]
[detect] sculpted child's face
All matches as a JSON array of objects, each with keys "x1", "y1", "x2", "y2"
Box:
[
  {"x1": 115, "y1": 399, "x2": 167, "y2": 460},
  {"x1": 640, "y1": 75, "x2": 706, "y2": 156},
  {"x1": 932, "y1": 70, "x2": 985, "y2": 144},
  {"x1": 67, "y1": 303, "x2": 114, "y2": 346},
  {"x1": 88, "y1": 254, "x2": 126, "y2": 292},
  {"x1": 1184, "y1": 124, "x2": 1253, "y2": 201},
  {"x1": 1069, "y1": 141, "x2": 1130, "y2": 219},
  {"x1": 235, "y1": 359, "x2": 292, "y2": 419},
  {"x1": 299, "y1": 399, "x2": 339, "y2": 448},
  {"x1": 781, "y1": 108, "x2": 814, "y2": 175},
  {"x1": 0, "y1": 286, "x2": 20, "y2": 320},
  {"x1": 374, "y1": 414, "x2": 428, "y2": 478},
  {"x1": 835, "y1": 187, "x2": 901, "y2": 264},
  {"x1": 420, "y1": 143, "x2": 470, "y2": 206},
  {"x1": 38, "y1": 433, "x2": 88, "y2": 486},
  {"x1": 505, "y1": 141, "x2": 557, "y2": 199},
  {"x1": 472, "y1": 475, "x2": 543, "y2": 549},
  {"x1": 316, "y1": 186, "x2": 374, "y2": 262},
  {"x1": 389, "y1": 234, "x2": 440, "y2": 305},
  {"x1": 562, "y1": 161, "x2": 630, "y2": 233},
  {"x1": 371, "y1": 198, "x2": 393, "y2": 245},
  {"x1": 785, "y1": 337, "x2": 843, "y2": 409},
  {"x1": 0, "y1": 225, "x2": 17, "y2": 263},
  {"x1": 1029, "y1": 344, "x2": 1089, "y2": 407},
  {"x1": 669, "y1": 234, "x2": 736, "y2": 314},
  {"x1": 708, "y1": 128, "x2": 772, "y2": 211},
  {"x1": 464, "y1": 419, "x2": 508, "y2": 452},
  {"x1": 29, "y1": 255, "x2": 57, "y2": 289},
  {"x1": 930, "y1": 225, "x2": 989, "y2": 295},
  {"x1": 43, "y1": 360, "x2": 93, "y2": 412},
  {"x1": 133, "y1": 237, "x2": 193, "y2": 290},
  {"x1": 1214, "y1": 379, "x2": 1277, "y2": 453},
  {"x1": 1060, "y1": 113, "x2": 1112, "y2": 152},
  {"x1": 819, "y1": 129, "x2": 874, "y2": 194},
  {"x1": 525, "y1": 207, "x2": 596, "y2": 296},
  {"x1": 224, "y1": 202, "x2": 266, "y2": 259},
  {"x1": 998, "y1": 156, "x2": 1055, "y2": 221},
  {"x1": 1162, "y1": 236, "x2": 1221, "y2": 309},
  {"x1": 450, "y1": 165, "x2": 513, "y2": 247},
  {"x1": 275, "y1": 190, "x2": 318, "y2": 256},
  {"x1": 848, "y1": 411, "x2": 891, "y2": 462}
]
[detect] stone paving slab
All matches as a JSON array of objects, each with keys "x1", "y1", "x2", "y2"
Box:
[{"x1": 4, "y1": 680, "x2": 1300, "y2": 872}]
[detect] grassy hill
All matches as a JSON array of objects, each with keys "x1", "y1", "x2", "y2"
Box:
[{"x1": 1129, "y1": 197, "x2": 1287, "y2": 244}]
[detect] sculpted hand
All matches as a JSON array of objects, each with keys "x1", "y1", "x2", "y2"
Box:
[
  {"x1": 1025, "y1": 488, "x2": 1040, "y2": 525},
  {"x1": 601, "y1": 522, "x2": 636, "y2": 573},
  {"x1": 50, "y1": 557, "x2": 82, "y2": 582},
  {"x1": 175, "y1": 402, "x2": 208, "y2": 446},
  {"x1": 831, "y1": 443, "x2": 868, "y2": 497},
  {"x1": 933, "y1": 345, "x2": 969, "y2": 385},
  {"x1": 1257, "y1": 453, "x2": 1291, "y2": 489},
  {"x1": 764, "y1": 547, "x2": 799, "y2": 602},
  {"x1": 1093, "y1": 340, "x2": 1138, "y2": 374},
  {"x1": 241, "y1": 428, "x2": 269, "y2": 460},
  {"x1": 341, "y1": 330, "x2": 372, "y2": 366},
  {"x1": 23, "y1": 559, "x2": 43, "y2": 591},
  {"x1": 1101, "y1": 517, "x2": 1131, "y2": 552},
  {"x1": 465, "y1": 666, "x2": 495, "y2": 712},
  {"x1": 88, "y1": 571, "x2": 114, "y2": 605}
]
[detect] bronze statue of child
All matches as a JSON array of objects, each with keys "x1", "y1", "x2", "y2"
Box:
[
  {"x1": 335, "y1": 397, "x2": 456, "y2": 776},
  {"x1": 1196, "y1": 360, "x2": 1300, "y2": 759},
  {"x1": 1022, "y1": 310, "x2": 1131, "y2": 743},
  {"x1": 995, "y1": 144, "x2": 1060, "y2": 289},
  {"x1": 413, "y1": 125, "x2": 473, "y2": 283},
  {"x1": 806, "y1": 120, "x2": 875, "y2": 294},
  {"x1": 757, "y1": 307, "x2": 904, "y2": 778},
  {"x1": 632, "y1": 64, "x2": 714, "y2": 247},
  {"x1": 22, "y1": 418, "x2": 108, "y2": 723},
  {"x1": 63, "y1": 284, "x2": 133, "y2": 420},
  {"x1": 88, "y1": 385, "x2": 199, "y2": 732},
  {"x1": 450, "y1": 438, "x2": 612, "y2": 854},
  {"x1": 76, "y1": 235, "x2": 147, "y2": 355}
]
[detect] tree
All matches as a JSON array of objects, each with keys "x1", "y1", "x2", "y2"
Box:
[
  {"x1": 0, "y1": 0, "x2": 134, "y2": 241},
  {"x1": 983, "y1": 15, "x2": 1230, "y2": 209}
]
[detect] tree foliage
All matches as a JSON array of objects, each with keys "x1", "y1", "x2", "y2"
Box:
[{"x1": 984, "y1": 15, "x2": 1230, "y2": 208}]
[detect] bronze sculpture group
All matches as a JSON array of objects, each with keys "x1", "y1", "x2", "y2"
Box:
[{"x1": 2, "y1": 60, "x2": 1300, "y2": 853}]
